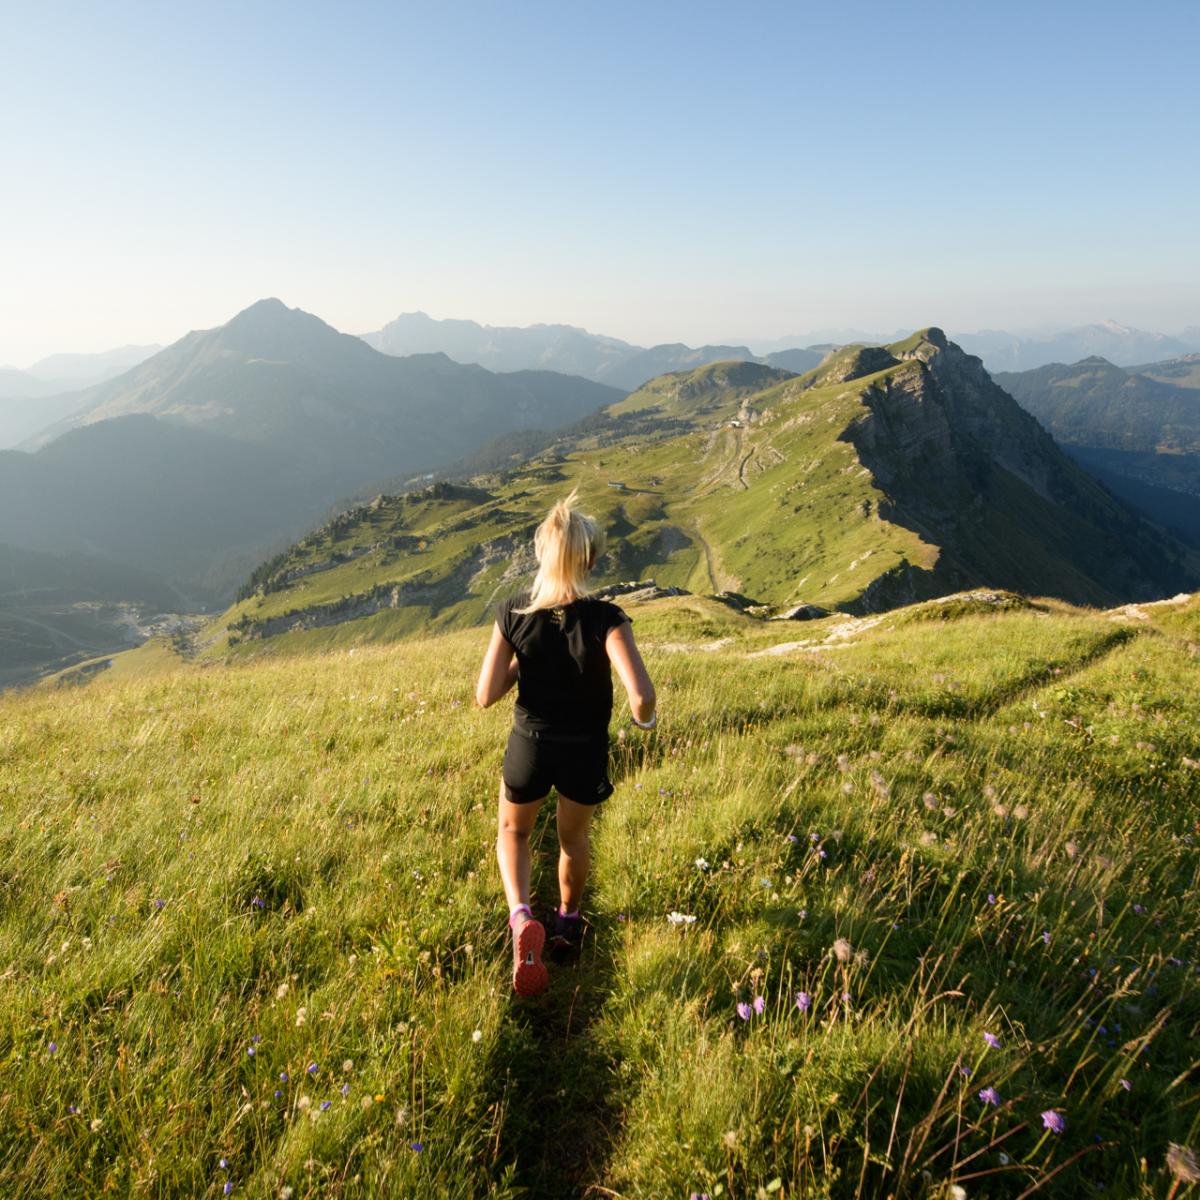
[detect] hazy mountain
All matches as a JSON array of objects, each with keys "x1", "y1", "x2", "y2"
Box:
[
  {"x1": 21, "y1": 299, "x2": 622, "y2": 478},
  {"x1": 996, "y1": 355, "x2": 1200, "y2": 543},
  {"x1": 0, "y1": 414, "x2": 324, "y2": 605},
  {"x1": 361, "y1": 309, "x2": 832, "y2": 392},
  {"x1": 957, "y1": 321, "x2": 1200, "y2": 372},
  {"x1": 361, "y1": 311, "x2": 635, "y2": 379},
  {"x1": 0, "y1": 367, "x2": 52, "y2": 400},
  {"x1": 25, "y1": 343, "x2": 162, "y2": 387},
  {"x1": 214, "y1": 332, "x2": 1196, "y2": 653},
  {"x1": 1, "y1": 346, "x2": 163, "y2": 446},
  {"x1": 0, "y1": 392, "x2": 95, "y2": 449},
  {"x1": 764, "y1": 347, "x2": 827, "y2": 373}
]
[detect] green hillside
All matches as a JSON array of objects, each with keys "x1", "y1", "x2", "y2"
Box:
[
  {"x1": 125, "y1": 330, "x2": 1195, "y2": 673},
  {"x1": 3, "y1": 589, "x2": 1198, "y2": 1197},
  {"x1": 997, "y1": 355, "x2": 1200, "y2": 544}
]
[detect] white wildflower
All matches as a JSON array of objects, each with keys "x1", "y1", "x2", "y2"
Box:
[{"x1": 667, "y1": 912, "x2": 697, "y2": 926}]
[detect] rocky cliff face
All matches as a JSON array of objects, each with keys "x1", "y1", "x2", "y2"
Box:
[{"x1": 841, "y1": 329, "x2": 1197, "y2": 604}]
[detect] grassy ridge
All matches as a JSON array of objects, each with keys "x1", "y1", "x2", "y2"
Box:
[{"x1": 2, "y1": 593, "x2": 1199, "y2": 1197}]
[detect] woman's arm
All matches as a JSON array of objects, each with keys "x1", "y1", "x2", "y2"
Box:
[
  {"x1": 606, "y1": 622, "x2": 656, "y2": 724},
  {"x1": 475, "y1": 622, "x2": 518, "y2": 708}
]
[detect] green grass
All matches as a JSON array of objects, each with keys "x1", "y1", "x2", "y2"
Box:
[{"x1": 3, "y1": 592, "x2": 1199, "y2": 1197}]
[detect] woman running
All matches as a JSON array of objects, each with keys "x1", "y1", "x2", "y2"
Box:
[{"x1": 475, "y1": 492, "x2": 657, "y2": 996}]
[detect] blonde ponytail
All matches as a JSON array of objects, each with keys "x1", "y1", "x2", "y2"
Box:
[{"x1": 516, "y1": 490, "x2": 603, "y2": 612}]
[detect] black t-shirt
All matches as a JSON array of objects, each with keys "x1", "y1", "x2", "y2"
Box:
[{"x1": 496, "y1": 592, "x2": 631, "y2": 736}]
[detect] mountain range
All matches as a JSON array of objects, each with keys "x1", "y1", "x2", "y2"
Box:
[
  {"x1": 192, "y1": 330, "x2": 1195, "y2": 668},
  {"x1": 360, "y1": 311, "x2": 826, "y2": 390},
  {"x1": 2, "y1": 299, "x2": 624, "y2": 615},
  {"x1": 361, "y1": 312, "x2": 1200, "y2": 379},
  {"x1": 997, "y1": 354, "x2": 1200, "y2": 544}
]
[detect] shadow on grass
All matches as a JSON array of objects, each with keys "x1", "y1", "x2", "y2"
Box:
[{"x1": 483, "y1": 805, "x2": 622, "y2": 1199}]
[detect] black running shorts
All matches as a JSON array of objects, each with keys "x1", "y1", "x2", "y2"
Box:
[{"x1": 501, "y1": 728, "x2": 614, "y2": 805}]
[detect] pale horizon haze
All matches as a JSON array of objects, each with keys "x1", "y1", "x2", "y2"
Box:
[{"x1": 2, "y1": 0, "x2": 1199, "y2": 365}]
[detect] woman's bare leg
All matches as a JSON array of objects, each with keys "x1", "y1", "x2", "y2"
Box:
[
  {"x1": 496, "y1": 781, "x2": 546, "y2": 915},
  {"x1": 555, "y1": 794, "x2": 595, "y2": 913}
]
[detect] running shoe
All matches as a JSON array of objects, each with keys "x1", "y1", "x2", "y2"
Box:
[
  {"x1": 547, "y1": 908, "x2": 585, "y2": 965},
  {"x1": 510, "y1": 909, "x2": 548, "y2": 997}
]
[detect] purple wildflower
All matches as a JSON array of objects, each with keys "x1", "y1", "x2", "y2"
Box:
[
  {"x1": 736, "y1": 1002, "x2": 751, "y2": 1021},
  {"x1": 1120, "y1": 1078, "x2": 1131, "y2": 1091},
  {"x1": 219, "y1": 1158, "x2": 228, "y2": 1169},
  {"x1": 983, "y1": 1032, "x2": 1002, "y2": 1050},
  {"x1": 410, "y1": 1142, "x2": 424, "y2": 1152},
  {"x1": 1042, "y1": 1110, "x2": 1066, "y2": 1134},
  {"x1": 247, "y1": 1047, "x2": 255, "y2": 1056},
  {"x1": 795, "y1": 991, "x2": 812, "y2": 1013},
  {"x1": 753, "y1": 995, "x2": 765, "y2": 1015},
  {"x1": 307, "y1": 1062, "x2": 318, "y2": 1075},
  {"x1": 68, "y1": 1105, "x2": 78, "y2": 1115},
  {"x1": 48, "y1": 1042, "x2": 57, "y2": 1054},
  {"x1": 341, "y1": 1083, "x2": 350, "y2": 1096},
  {"x1": 274, "y1": 1089, "x2": 281, "y2": 1098},
  {"x1": 979, "y1": 1086, "x2": 1001, "y2": 1106},
  {"x1": 987, "y1": 894, "x2": 996, "y2": 905},
  {"x1": 223, "y1": 1184, "x2": 233, "y2": 1196},
  {"x1": 319, "y1": 1100, "x2": 332, "y2": 1111},
  {"x1": 1042, "y1": 931, "x2": 1051, "y2": 944},
  {"x1": 785, "y1": 834, "x2": 798, "y2": 844},
  {"x1": 153, "y1": 898, "x2": 165, "y2": 910},
  {"x1": 279, "y1": 1071, "x2": 289, "y2": 1082},
  {"x1": 959, "y1": 1066, "x2": 973, "y2": 1078}
]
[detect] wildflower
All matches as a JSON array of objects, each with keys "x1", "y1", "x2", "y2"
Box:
[
  {"x1": 410, "y1": 1142, "x2": 424, "y2": 1152},
  {"x1": 90, "y1": 1118, "x2": 103, "y2": 1131},
  {"x1": 785, "y1": 834, "x2": 798, "y2": 844},
  {"x1": 297, "y1": 1096, "x2": 311, "y2": 1110},
  {"x1": 360, "y1": 1095, "x2": 373, "y2": 1110},
  {"x1": 795, "y1": 991, "x2": 812, "y2": 1012},
  {"x1": 307, "y1": 1062, "x2": 318, "y2": 1075},
  {"x1": 48, "y1": 1042, "x2": 57, "y2": 1054},
  {"x1": 1041, "y1": 1110, "x2": 1065, "y2": 1134},
  {"x1": 295, "y1": 1008, "x2": 307, "y2": 1027},
  {"x1": 153, "y1": 898, "x2": 165, "y2": 910},
  {"x1": 753, "y1": 995, "x2": 765, "y2": 1015},
  {"x1": 1166, "y1": 1144, "x2": 1200, "y2": 1184},
  {"x1": 760, "y1": 878, "x2": 772, "y2": 888},
  {"x1": 949, "y1": 1187, "x2": 966, "y2": 1200},
  {"x1": 247, "y1": 1047, "x2": 255, "y2": 1056},
  {"x1": 251, "y1": 897, "x2": 265, "y2": 910},
  {"x1": 998, "y1": 1152, "x2": 1010, "y2": 1165},
  {"x1": 832, "y1": 938, "x2": 853, "y2": 964},
  {"x1": 281, "y1": 1189, "x2": 294, "y2": 1199},
  {"x1": 471, "y1": 1030, "x2": 483, "y2": 1043},
  {"x1": 395, "y1": 1106, "x2": 409, "y2": 1127},
  {"x1": 854, "y1": 949, "x2": 870, "y2": 968},
  {"x1": 276, "y1": 982, "x2": 289, "y2": 999},
  {"x1": 1042, "y1": 931, "x2": 1051, "y2": 944},
  {"x1": 68, "y1": 1105, "x2": 78, "y2": 1115},
  {"x1": 279, "y1": 1071, "x2": 289, "y2": 1082},
  {"x1": 667, "y1": 912, "x2": 697, "y2": 926},
  {"x1": 736, "y1": 1002, "x2": 752, "y2": 1020},
  {"x1": 690, "y1": 1193, "x2": 711, "y2": 1200},
  {"x1": 695, "y1": 857, "x2": 709, "y2": 870},
  {"x1": 986, "y1": 894, "x2": 996, "y2": 905},
  {"x1": 340, "y1": 1084, "x2": 349, "y2": 1096},
  {"x1": 983, "y1": 1032, "x2": 1002, "y2": 1050},
  {"x1": 219, "y1": 1158, "x2": 228, "y2": 1169},
  {"x1": 959, "y1": 1066, "x2": 973, "y2": 1078},
  {"x1": 224, "y1": 1184, "x2": 233, "y2": 1197},
  {"x1": 342, "y1": 1059, "x2": 353, "y2": 1072},
  {"x1": 722, "y1": 1130, "x2": 737, "y2": 1148},
  {"x1": 1120, "y1": 1078, "x2": 1131, "y2": 1091},
  {"x1": 978, "y1": 1087, "x2": 1001, "y2": 1106},
  {"x1": 320, "y1": 1100, "x2": 332, "y2": 1111}
]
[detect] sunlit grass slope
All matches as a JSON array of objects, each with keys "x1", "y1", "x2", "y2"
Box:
[{"x1": 3, "y1": 593, "x2": 1199, "y2": 1198}]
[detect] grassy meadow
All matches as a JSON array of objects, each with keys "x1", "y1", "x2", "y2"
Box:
[{"x1": 2, "y1": 592, "x2": 1199, "y2": 1198}]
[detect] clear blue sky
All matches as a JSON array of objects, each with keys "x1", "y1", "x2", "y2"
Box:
[{"x1": 2, "y1": 0, "x2": 1198, "y2": 363}]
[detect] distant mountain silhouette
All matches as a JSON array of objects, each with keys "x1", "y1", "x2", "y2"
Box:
[
  {"x1": 956, "y1": 322, "x2": 1200, "y2": 372},
  {"x1": 361, "y1": 310, "x2": 831, "y2": 391},
  {"x1": 6, "y1": 300, "x2": 624, "y2": 606}
]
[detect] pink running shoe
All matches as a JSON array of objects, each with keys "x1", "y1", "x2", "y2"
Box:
[{"x1": 509, "y1": 906, "x2": 548, "y2": 997}]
